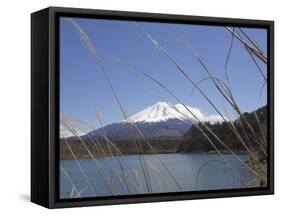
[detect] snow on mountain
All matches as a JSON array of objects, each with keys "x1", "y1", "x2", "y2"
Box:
[
  {"x1": 127, "y1": 101, "x2": 224, "y2": 124},
  {"x1": 202, "y1": 114, "x2": 227, "y2": 124},
  {"x1": 129, "y1": 101, "x2": 202, "y2": 123},
  {"x1": 60, "y1": 101, "x2": 227, "y2": 139},
  {"x1": 87, "y1": 101, "x2": 227, "y2": 140},
  {"x1": 173, "y1": 103, "x2": 204, "y2": 121}
]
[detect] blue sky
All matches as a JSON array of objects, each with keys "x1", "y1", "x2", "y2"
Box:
[{"x1": 60, "y1": 17, "x2": 267, "y2": 128}]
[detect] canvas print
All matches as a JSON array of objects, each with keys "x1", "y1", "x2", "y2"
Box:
[{"x1": 59, "y1": 17, "x2": 268, "y2": 199}]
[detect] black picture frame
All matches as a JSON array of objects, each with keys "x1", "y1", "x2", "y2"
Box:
[{"x1": 31, "y1": 6, "x2": 274, "y2": 208}]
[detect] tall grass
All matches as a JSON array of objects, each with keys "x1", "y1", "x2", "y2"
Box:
[
  {"x1": 94, "y1": 108, "x2": 131, "y2": 194},
  {"x1": 175, "y1": 30, "x2": 267, "y2": 159},
  {"x1": 60, "y1": 166, "x2": 83, "y2": 198},
  {"x1": 62, "y1": 118, "x2": 117, "y2": 195},
  {"x1": 62, "y1": 136, "x2": 96, "y2": 196},
  {"x1": 60, "y1": 18, "x2": 268, "y2": 197}
]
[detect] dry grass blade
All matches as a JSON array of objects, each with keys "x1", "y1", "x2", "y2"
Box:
[
  {"x1": 238, "y1": 27, "x2": 265, "y2": 56},
  {"x1": 61, "y1": 118, "x2": 118, "y2": 195},
  {"x1": 63, "y1": 136, "x2": 97, "y2": 196},
  {"x1": 190, "y1": 77, "x2": 232, "y2": 98},
  {"x1": 146, "y1": 160, "x2": 167, "y2": 192},
  {"x1": 235, "y1": 30, "x2": 267, "y2": 82},
  {"x1": 225, "y1": 27, "x2": 267, "y2": 64},
  {"x1": 60, "y1": 166, "x2": 81, "y2": 198},
  {"x1": 195, "y1": 160, "x2": 225, "y2": 189},
  {"x1": 94, "y1": 108, "x2": 131, "y2": 194},
  {"x1": 224, "y1": 27, "x2": 235, "y2": 92}
]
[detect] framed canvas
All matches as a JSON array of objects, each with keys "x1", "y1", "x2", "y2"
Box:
[{"x1": 31, "y1": 6, "x2": 274, "y2": 208}]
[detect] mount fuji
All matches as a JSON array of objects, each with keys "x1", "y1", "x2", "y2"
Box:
[
  {"x1": 128, "y1": 101, "x2": 203, "y2": 123},
  {"x1": 79, "y1": 101, "x2": 224, "y2": 141}
]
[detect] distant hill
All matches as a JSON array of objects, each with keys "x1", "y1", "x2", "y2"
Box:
[{"x1": 178, "y1": 106, "x2": 267, "y2": 155}]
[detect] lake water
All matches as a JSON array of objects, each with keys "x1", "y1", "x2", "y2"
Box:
[{"x1": 60, "y1": 153, "x2": 255, "y2": 198}]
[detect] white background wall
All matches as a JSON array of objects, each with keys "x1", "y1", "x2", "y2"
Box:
[{"x1": 0, "y1": 0, "x2": 279, "y2": 215}]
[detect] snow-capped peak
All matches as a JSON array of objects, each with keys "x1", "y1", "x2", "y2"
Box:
[
  {"x1": 127, "y1": 101, "x2": 227, "y2": 124},
  {"x1": 60, "y1": 101, "x2": 228, "y2": 138},
  {"x1": 128, "y1": 101, "x2": 202, "y2": 123}
]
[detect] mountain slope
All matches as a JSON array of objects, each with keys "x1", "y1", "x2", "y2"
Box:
[
  {"x1": 84, "y1": 102, "x2": 201, "y2": 140},
  {"x1": 88, "y1": 118, "x2": 191, "y2": 140},
  {"x1": 62, "y1": 101, "x2": 227, "y2": 140}
]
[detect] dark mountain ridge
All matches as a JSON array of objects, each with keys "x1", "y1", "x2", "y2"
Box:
[
  {"x1": 84, "y1": 118, "x2": 192, "y2": 140},
  {"x1": 60, "y1": 118, "x2": 191, "y2": 159},
  {"x1": 178, "y1": 106, "x2": 267, "y2": 155}
]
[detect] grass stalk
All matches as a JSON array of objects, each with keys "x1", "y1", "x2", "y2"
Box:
[
  {"x1": 60, "y1": 166, "x2": 81, "y2": 198},
  {"x1": 94, "y1": 108, "x2": 131, "y2": 194},
  {"x1": 225, "y1": 27, "x2": 267, "y2": 64},
  {"x1": 61, "y1": 118, "x2": 117, "y2": 195},
  {"x1": 63, "y1": 137, "x2": 97, "y2": 196},
  {"x1": 175, "y1": 31, "x2": 267, "y2": 159}
]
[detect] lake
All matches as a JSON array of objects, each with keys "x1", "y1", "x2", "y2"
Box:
[{"x1": 60, "y1": 153, "x2": 254, "y2": 198}]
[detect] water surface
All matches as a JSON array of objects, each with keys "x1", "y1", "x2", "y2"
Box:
[{"x1": 60, "y1": 153, "x2": 254, "y2": 198}]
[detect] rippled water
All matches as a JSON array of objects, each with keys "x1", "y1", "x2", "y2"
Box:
[{"x1": 60, "y1": 153, "x2": 254, "y2": 198}]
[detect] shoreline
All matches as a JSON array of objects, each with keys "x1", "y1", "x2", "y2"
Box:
[{"x1": 60, "y1": 151, "x2": 249, "y2": 160}]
